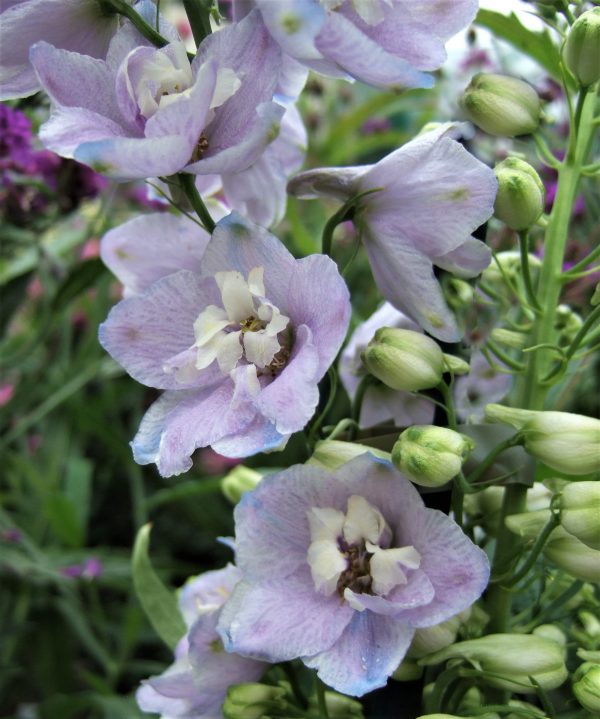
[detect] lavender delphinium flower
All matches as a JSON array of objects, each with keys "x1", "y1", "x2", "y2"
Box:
[
  {"x1": 138, "y1": 564, "x2": 266, "y2": 719},
  {"x1": 217, "y1": 454, "x2": 490, "y2": 696},
  {"x1": 340, "y1": 302, "x2": 434, "y2": 428},
  {"x1": 454, "y1": 351, "x2": 512, "y2": 424},
  {"x1": 99, "y1": 213, "x2": 350, "y2": 476},
  {"x1": 289, "y1": 124, "x2": 497, "y2": 341},
  {"x1": 234, "y1": 0, "x2": 478, "y2": 89},
  {"x1": 29, "y1": 9, "x2": 284, "y2": 181}
]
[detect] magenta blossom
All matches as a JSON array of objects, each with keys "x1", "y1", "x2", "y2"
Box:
[
  {"x1": 30, "y1": 10, "x2": 284, "y2": 181},
  {"x1": 218, "y1": 454, "x2": 490, "y2": 696},
  {"x1": 99, "y1": 213, "x2": 350, "y2": 476},
  {"x1": 235, "y1": 0, "x2": 478, "y2": 89},
  {"x1": 289, "y1": 124, "x2": 497, "y2": 341},
  {"x1": 138, "y1": 564, "x2": 265, "y2": 719}
]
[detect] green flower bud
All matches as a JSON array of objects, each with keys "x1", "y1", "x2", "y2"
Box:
[
  {"x1": 392, "y1": 426, "x2": 475, "y2": 487},
  {"x1": 579, "y1": 610, "x2": 600, "y2": 638},
  {"x1": 221, "y1": 466, "x2": 263, "y2": 504},
  {"x1": 444, "y1": 278, "x2": 475, "y2": 310},
  {"x1": 308, "y1": 440, "x2": 390, "y2": 470},
  {"x1": 223, "y1": 683, "x2": 288, "y2": 719},
  {"x1": 418, "y1": 633, "x2": 568, "y2": 693},
  {"x1": 573, "y1": 663, "x2": 600, "y2": 713},
  {"x1": 555, "y1": 304, "x2": 583, "y2": 344},
  {"x1": 362, "y1": 328, "x2": 443, "y2": 391},
  {"x1": 559, "y1": 481, "x2": 600, "y2": 550},
  {"x1": 494, "y1": 157, "x2": 545, "y2": 231},
  {"x1": 407, "y1": 614, "x2": 464, "y2": 658},
  {"x1": 490, "y1": 328, "x2": 527, "y2": 349},
  {"x1": 532, "y1": 624, "x2": 567, "y2": 647},
  {"x1": 308, "y1": 691, "x2": 364, "y2": 718},
  {"x1": 485, "y1": 404, "x2": 600, "y2": 475},
  {"x1": 482, "y1": 250, "x2": 541, "y2": 288},
  {"x1": 461, "y1": 73, "x2": 541, "y2": 137},
  {"x1": 442, "y1": 353, "x2": 470, "y2": 375},
  {"x1": 564, "y1": 8, "x2": 600, "y2": 87},
  {"x1": 392, "y1": 658, "x2": 424, "y2": 681}
]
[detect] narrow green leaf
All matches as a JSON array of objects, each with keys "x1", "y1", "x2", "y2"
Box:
[
  {"x1": 131, "y1": 523, "x2": 186, "y2": 650},
  {"x1": 44, "y1": 494, "x2": 84, "y2": 547},
  {"x1": 64, "y1": 456, "x2": 93, "y2": 541},
  {"x1": 475, "y1": 9, "x2": 562, "y2": 81}
]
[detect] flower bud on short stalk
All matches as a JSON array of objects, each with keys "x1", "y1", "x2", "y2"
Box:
[
  {"x1": 392, "y1": 658, "x2": 423, "y2": 681},
  {"x1": 490, "y1": 328, "x2": 527, "y2": 349},
  {"x1": 407, "y1": 613, "x2": 466, "y2": 659},
  {"x1": 555, "y1": 304, "x2": 583, "y2": 344},
  {"x1": 485, "y1": 404, "x2": 600, "y2": 475},
  {"x1": 222, "y1": 684, "x2": 288, "y2": 719},
  {"x1": 481, "y1": 250, "x2": 541, "y2": 288},
  {"x1": 494, "y1": 157, "x2": 545, "y2": 231},
  {"x1": 418, "y1": 633, "x2": 568, "y2": 693},
  {"x1": 362, "y1": 328, "x2": 443, "y2": 391},
  {"x1": 221, "y1": 466, "x2": 263, "y2": 504},
  {"x1": 461, "y1": 73, "x2": 541, "y2": 137},
  {"x1": 392, "y1": 426, "x2": 475, "y2": 487},
  {"x1": 558, "y1": 481, "x2": 600, "y2": 550},
  {"x1": 564, "y1": 8, "x2": 600, "y2": 88},
  {"x1": 308, "y1": 440, "x2": 390, "y2": 470},
  {"x1": 573, "y1": 663, "x2": 600, "y2": 713}
]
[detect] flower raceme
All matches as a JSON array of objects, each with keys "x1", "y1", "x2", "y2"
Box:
[
  {"x1": 288, "y1": 124, "x2": 497, "y2": 341},
  {"x1": 217, "y1": 455, "x2": 490, "y2": 696},
  {"x1": 99, "y1": 213, "x2": 350, "y2": 477},
  {"x1": 29, "y1": 9, "x2": 285, "y2": 181}
]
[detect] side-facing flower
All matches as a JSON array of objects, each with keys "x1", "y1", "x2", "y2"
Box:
[
  {"x1": 288, "y1": 125, "x2": 497, "y2": 341},
  {"x1": 339, "y1": 302, "x2": 434, "y2": 428},
  {"x1": 235, "y1": 0, "x2": 478, "y2": 89},
  {"x1": 217, "y1": 454, "x2": 490, "y2": 696},
  {"x1": 30, "y1": 9, "x2": 284, "y2": 181},
  {"x1": 137, "y1": 564, "x2": 266, "y2": 719},
  {"x1": 99, "y1": 213, "x2": 350, "y2": 476},
  {"x1": 454, "y1": 352, "x2": 512, "y2": 423}
]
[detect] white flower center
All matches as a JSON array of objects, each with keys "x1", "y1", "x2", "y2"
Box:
[
  {"x1": 320, "y1": 0, "x2": 392, "y2": 25},
  {"x1": 307, "y1": 495, "x2": 421, "y2": 609}
]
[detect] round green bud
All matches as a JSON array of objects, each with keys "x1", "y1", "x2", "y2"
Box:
[
  {"x1": 485, "y1": 404, "x2": 600, "y2": 475},
  {"x1": 532, "y1": 624, "x2": 567, "y2": 647},
  {"x1": 573, "y1": 663, "x2": 600, "y2": 713},
  {"x1": 221, "y1": 466, "x2": 263, "y2": 504},
  {"x1": 494, "y1": 157, "x2": 545, "y2": 231},
  {"x1": 392, "y1": 425, "x2": 475, "y2": 487},
  {"x1": 418, "y1": 633, "x2": 568, "y2": 693},
  {"x1": 559, "y1": 481, "x2": 600, "y2": 550},
  {"x1": 362, "y1": 327, "x2": 443, "y2": 392},
  {"x1": 407, "y1": 614, "x2": 465, "y2": 659},
  {"x1": 564, "y1": 8, "x2": 600, "y2": 87},
  {"x1": 222, "y1": 683, "x2": 288, "y2": 719},
  {"x1": 392, "y1": 658, "x2": 424, "y2": 681},
  {"x1": 461, "y1": 73, "x2": 541, "y2": 137},
  {"x1": 308, "y1": 691, "x2": 364, "y2": 718}
]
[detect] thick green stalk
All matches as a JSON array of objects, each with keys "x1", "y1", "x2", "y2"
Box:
[{"x1": 182, "y1": 0, "x2": 213, "y2": 47}]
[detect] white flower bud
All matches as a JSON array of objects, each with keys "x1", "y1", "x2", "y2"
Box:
[
  {"x1": 418, "y1": 634, "x2": 568, "y2": 693},
  {"x1": 461, "y1": 73, "x2": 541, "y2": 137},
  {"x1": 494, "y1": 157, "x2": 545, "y2": 231},
  {"x1": 564, "y1": 8, "x2": 600, "y2": 87},
  {"x1": 559, "y1": 482, "x2": 600, "y2": 550},
  {"x1": 362, "y1": 328, "x2": 443, "y2": 392},
  {"x1": 308, "y1": 440, "x2": 390, "y2": 470},
  {"x1": 485, "y1": 404, "x2": 600, "y2": 476},
  {"x1": 392, "y1": 426, "x2": 475, "y2": 487}
]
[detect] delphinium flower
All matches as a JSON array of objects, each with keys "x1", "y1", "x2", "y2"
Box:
[
  {"x1": 454, "y1": 351, "x2": 512, "y2": 424},
  {"x1": 137, "y1": 564, "x2": 266, "y2": 719},
  {"x1": 30, "y1": 9, "x2": 284, "y2": 181},
  {"x1": 289, "y1": 125, "x2": 498, "y2": 341},
  {"x1": 99, "y1": 213, "x2": 350, "y2": 476},
  {"x1": 217, "y1": 454, "x2": 490, "y2": 696},
  {"x1": 339, "y1": 302, "x2": 434, "y2": 428},
  {"x1": 234, "y1": 0, "x2": 479, "y2": 89}
]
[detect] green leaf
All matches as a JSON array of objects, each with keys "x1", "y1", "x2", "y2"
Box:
[
  {"x1": 475, "y1": 9, "x2": 562, "y2": 81},
  {"x1": 64, "y1": 455, "x2": 93, "y2": 542},
  {"x1": 131, "y1": 523, "x2": 186, "y2": 650},
  {"x1": 51, "y1": 258, "x2": 106, "y2": 313},
  {"x1": 44, "y1": 494, "x2": 84, "y2": 547}
]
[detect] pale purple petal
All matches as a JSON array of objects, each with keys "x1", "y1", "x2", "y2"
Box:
[
  {"x1": 179, "y1": 565, "x2": 242, "y2": 626},
  {"x1": 100, "y1": 213, "x2": 211, "y2": 297},
  {"x1": 254, "y1": 0, "x2": 327, "y2": 62},
  {"x1": 288, "y1": 165, "x2": 366, "y2": 202},
  {"x1": 304, "y1": 612, "x2": 414, "y2": 696},
  {"x1": 39, "y1": 107, "x2": 126, "y2": 158},
  {"x1": 211, "y1": 413, "x2": 285, "y2": 458},
  {"x1": 361, "y1": 385, "x2": 434, "y2": 428},
  {"x1": 218, "y1": 568, "x2": 354, "y2": 661},
  {"x1": 433, "y1": 237, "x2": 492, "y2": 278}
]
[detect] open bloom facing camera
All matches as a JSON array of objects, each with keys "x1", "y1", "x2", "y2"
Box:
[
  {"x1": 217, "y1": 455, "x2": 489, "y2": 696},
  {"x1": 99, "y1": 213, "x2": 350, "y2": 476}
]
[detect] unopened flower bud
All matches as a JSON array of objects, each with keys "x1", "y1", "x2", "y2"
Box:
[
  {"x1": 533, "y1": 624, "x2": 567, "y2": 647},
  {"x1": 362, "y1": 328, "x2": 443, "y2": 391},
  {"x1": 442, "y1": 353, "x2": 470, "y2": 375},
  {"x1": 485, "y1": 404, "x2": 600, "y2": 475},
  {"x1": 309, "y1": 440, "x2": 390, "y2": 470},
  {"x1": 564, "y1": 8, "x2": 600, "y2": 87},
  {"x1": 573, "y1": 663, "x2": 600, "y2": 713},
  {"x1": 223, "y1": 683, "x2": 288, "y2": 719},
  {"x1": 494, "y1": 157, "x2": 545, "y2": 230},
  {"x1": 579, "y1": 610, "x2": 600, "y2": 638},
  {"x1": 392, "y1": 426, "x2": 475, "y2": 487},
  {"x1": 221, "y1": 466, "x2": 263, "y2": 504},
  {"x1": 392, "y1": 658, "x2": 423, "y2": 681},
  {"x1": 555, "y1": 304, "x2": 583, "y2": 343},
  {"x1": 461, "y1": 73, "x2": 541, "y2": 137},
  {"x1": 444, "y1": 278, "x2": 475, "y2": 311},
  {"x1": 482, "y1": 250, "x2": 541, "y2": 288},
  {"x1": 559, "y1": 482, "x2": 600, "y2": 550},
  {"x1": 408, "y1": 615, "x2": 463, "y2": 658},
  {"x1": 490, "y1": 328, "x2": 527, "y2": 349},
  {"x1": 309, "y1": 691, "x2": 364, "y2": 718},
  {"x1": 418, "y1": 634, "x2": 568, "y2": 693}
]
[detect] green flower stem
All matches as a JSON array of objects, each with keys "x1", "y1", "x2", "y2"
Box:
[
  {"x1": 437, "y1": 381, "x2": 465, "y2": 525},
  {"x1": 518, "y1": 230, "x2": 542, "y2": 312},
  {"x1": 543, "y1": 303, "x2": 600, "y2": 382},
  {"x1": 485, "y1": 339, "x2": 526, "y2": 372},
  {"x1": 177, "y1": 173, "x2": 216, "y2": 233},
  {"x1": 465, "y1": 434, "x2": 523, "y2": 486},
  {"x1": 182, "y1": 0, "x2": 213, "y2": 47},
  {"x1": 315, "y1": 676, "x2": 329, "y2": 719},
  {"x1": 99, "y1": 0, "x2": 168, "y2": 48},
  {"x1": 348, "y1": 375, "x2": 375, "y2": 440},
  {"x1": 307, "y1": 367, "x2": 338, "y2": 447},
  {"x1": 561, "y1": 240, "x2": 600, "y2": 276}
]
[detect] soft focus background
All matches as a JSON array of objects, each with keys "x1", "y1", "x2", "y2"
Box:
[{"x1": 1, "y1": 2, "x2": 598, "y2": 718}]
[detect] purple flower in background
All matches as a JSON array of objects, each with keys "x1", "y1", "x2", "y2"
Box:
[
  {"x1": 289, "y1": 124, "x2": 497, "y2": 341},
  {"x1": 30, "y1": 10, "x2": 284, "y2": 181},
  {"x1": 340, "y1": 302, "x2": 434, "y2": 428},
  {"x1": 217, "y1": 455, "x2": 489, "y2": 696},
  {"x1": 235, "y1": 0, "x2": 478, "y2": 89},
  {"x1": 138, "y1": 564, "x2": 265, "y2": 719},
  {"x1": 99, "y1": 213, "x2": 350, "y2": 476},
  {"x1": 0, "y1": 103, "x2": 34, "y2": 169},
  {"x1": 454, "y1": 351, "x2": 512, "y2": 424}
]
